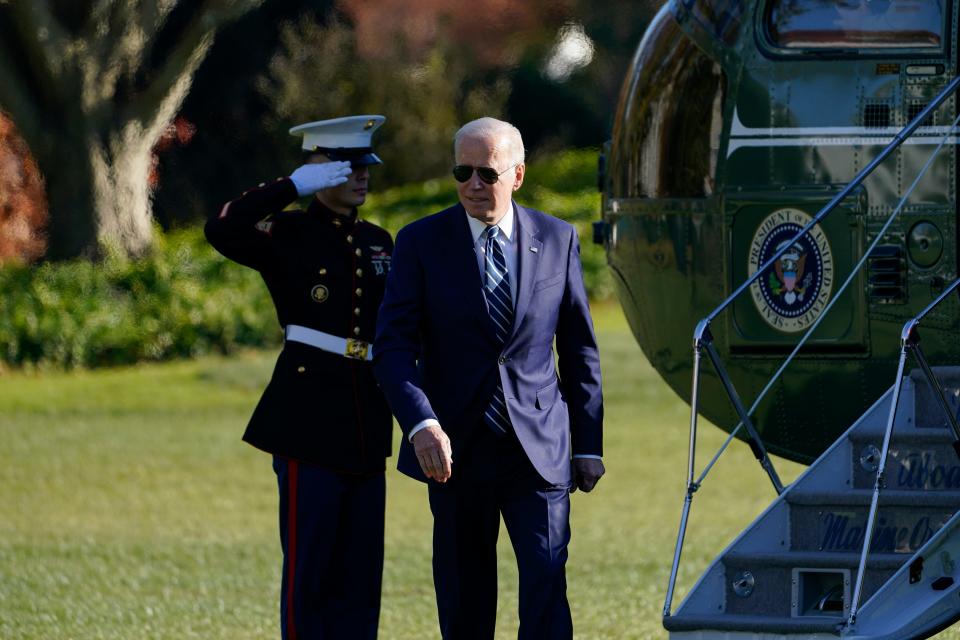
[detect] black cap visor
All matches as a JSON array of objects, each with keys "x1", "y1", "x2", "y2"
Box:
[{"x1": 307, "y1": 147, "x2": 382, "y2": 167}]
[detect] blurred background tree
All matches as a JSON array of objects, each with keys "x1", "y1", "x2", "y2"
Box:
[
  {"x1": 0, "y1": 0, "x2": 662, "y2": 369},
  {"x1": 156, "y1": 0, "x2": 658, "y2": 226},
  {"x1": 0, "y1": 0, "x2": 265, "y2": 260},
  {"x1": 0, "y1": 0, "x2": 659, "y2": 259}
]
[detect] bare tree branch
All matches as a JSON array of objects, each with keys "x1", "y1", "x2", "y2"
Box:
[
  {"x1": 134, "y1": 0, "x2": 180, "y2": 62},
  {"x1": 0, "y1": 50, "x2": 44, "y2": 152},
  {"x1": 124, "y1": 0, "x2": 263, "y2": 136},
  {"x1": 86, "y1": 0, "x2": 120, "y2": 27},
  {"x1": 3, "y1": 1, "x2": 70, "y2": 108},
  {"x1": 7, "y1": 1, "x2": 71, "y2": 77},
  {"x1": 205, "y1": 0, "x2": 265, "y2": 24}
]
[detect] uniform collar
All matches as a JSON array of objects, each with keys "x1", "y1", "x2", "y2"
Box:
[{"x1": 307, "y1": 197, "x2": 358, "y2": 227}]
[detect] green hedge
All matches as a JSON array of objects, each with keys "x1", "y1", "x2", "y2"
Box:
[
  {"x1": 0, "y1": 149, "x2": 610, "y2": 370},
  {"x1": 0, "y1": 230, "x2": 279, "y2": 370}
]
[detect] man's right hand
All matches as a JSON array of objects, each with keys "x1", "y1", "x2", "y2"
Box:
[
  {"x1": 290, "y1": 161, "x2": 352, "y2": 196},
  {"x1": 412, "y1": 425, "x2": 453, "y2": 483}
]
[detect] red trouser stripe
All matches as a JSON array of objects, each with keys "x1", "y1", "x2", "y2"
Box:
[{"x1": 287, "y1": 460, "x2": 299, "y2": 640}]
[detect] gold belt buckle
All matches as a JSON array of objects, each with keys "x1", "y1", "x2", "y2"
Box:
[{"x1": 344, "y1": 338, "x2": 370, "y2": 360}]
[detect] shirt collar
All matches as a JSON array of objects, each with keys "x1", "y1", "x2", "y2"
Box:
[{"x1": 466, "y1": 202, "x2": 515, "y2": 245}]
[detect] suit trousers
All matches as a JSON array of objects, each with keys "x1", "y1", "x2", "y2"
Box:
[
  {"x1": 427, "y1": 426, "x2": 573, "y2": 640},
  {"x1": 273, "y1": 456, "x2": 385, "y2": 640}
]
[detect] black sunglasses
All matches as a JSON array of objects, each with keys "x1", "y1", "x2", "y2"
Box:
[{"x1": 452, "y1": 164, "x2": 516, "y2": 185}]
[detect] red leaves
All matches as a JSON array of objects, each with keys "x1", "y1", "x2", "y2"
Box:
[{"x1": 0, "y1": 113, "x2": 47, "y2": 264}]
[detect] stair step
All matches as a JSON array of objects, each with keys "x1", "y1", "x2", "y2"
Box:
[
  {"x1": 787, "y1": 489, "x2": 960, "y2": 507},
  {"x1": 850, "y1": 439, "x2": 960, "y2": 490},
  {"x1": 848, "y1": 430, "x2": 959, "y2": 445},
  {"x1": 721, "y1": 552, "x2": 898, "y2": 618},
  {"x1": 663, "y1": 613, "x2": 842, "y2": 634},
  {"x1": 789, "y1": 494, "x2": 957, "y2": 554},
  {"x1": 723, "y1": 550, "x2": 905, "y2": 570},
  {"x1": 910, "y1": 368, "x2": 960, "y2": 430}
]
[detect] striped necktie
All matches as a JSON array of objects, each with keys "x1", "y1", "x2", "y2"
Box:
[{"x1": 482, "y1": 225, "x2": 513, "y2": 435}]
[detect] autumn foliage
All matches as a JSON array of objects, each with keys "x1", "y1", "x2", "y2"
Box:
[
  {"x1": 0, "y1": 113, "x2": 47, "y2": 264},
  {"x1": 342, "y1": 0, "x2": 573, "y2": 67}
]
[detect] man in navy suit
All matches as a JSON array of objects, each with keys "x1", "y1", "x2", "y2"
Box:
[{"x1": 374, "y1": 117, "x2": 604, "y2": 639}]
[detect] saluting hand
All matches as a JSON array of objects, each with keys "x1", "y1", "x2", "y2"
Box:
[
  {"x1": 290, "y1": 161, "x2": 353, "y2": 196},
  {"x1": 412, "y1": 425, "x2": 453, "y2": 483}
]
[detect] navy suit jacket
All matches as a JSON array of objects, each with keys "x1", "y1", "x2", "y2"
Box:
[{"x1": 373, "y1": 202, "x2": 603, "y2": 486}]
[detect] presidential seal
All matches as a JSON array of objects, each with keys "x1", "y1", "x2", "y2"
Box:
[{"x1": 748, "y1": 208, "x2": 833, "y2": 333}]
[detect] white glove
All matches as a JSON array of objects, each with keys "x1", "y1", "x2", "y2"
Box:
[{"x1": 290, "y1": 161, "x2": 352, "y2": 196}]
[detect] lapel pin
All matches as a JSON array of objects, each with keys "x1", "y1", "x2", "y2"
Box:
[{"x1": 530, "y1": 247, "x2": 538, "y2": 253}]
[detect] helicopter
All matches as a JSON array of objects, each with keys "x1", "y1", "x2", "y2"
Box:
[
  {"x1": 598, "y1": 1, "x2": 960, "y2": 637},
  {"x1": 597, "y1": 0, "x2": 960, "y2": 465}
]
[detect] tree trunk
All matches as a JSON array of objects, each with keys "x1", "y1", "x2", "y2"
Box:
[
  {"x1": 0, "y1": 1, "x2": 265, "y2": 261},
  {"x1": 40, "y1": 123, "x2": 155, "y2": 260},
  {"x1": 91, "y1": 124, "x2": 156, "y2": 257}
]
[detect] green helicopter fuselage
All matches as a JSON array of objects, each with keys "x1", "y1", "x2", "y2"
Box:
[{"x1": 602, "y1": 0, "x2": 960, "y2": 463}]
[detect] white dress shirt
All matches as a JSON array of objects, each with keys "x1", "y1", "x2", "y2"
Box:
[{"x1": 466, "y1": 205, "x2": 517, "y2": 306}]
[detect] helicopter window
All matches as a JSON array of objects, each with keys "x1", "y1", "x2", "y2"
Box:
[
  {"x1": 681, "y1": 0, "x2": 746, "y2": 44},
  {"x1": 766, "y1": 0, "x2": 945, "y2": 50}
]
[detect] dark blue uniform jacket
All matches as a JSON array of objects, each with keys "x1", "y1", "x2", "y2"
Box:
[{"x1": 206, "y1": 178, "x2": 394, "y2": 474}]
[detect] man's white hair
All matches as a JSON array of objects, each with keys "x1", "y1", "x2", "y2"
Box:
[{"x1": 454, "y1": 117, "x2": 526, "y2": 168}]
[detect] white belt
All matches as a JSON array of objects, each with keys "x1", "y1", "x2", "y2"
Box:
[{"x1": 284, "y1": 324, "x2": 373, "y2": 361}]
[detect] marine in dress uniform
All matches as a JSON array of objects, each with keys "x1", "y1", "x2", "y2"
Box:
[{"x1": 204, "y1": 115, "x2": 393, "y2": 640}]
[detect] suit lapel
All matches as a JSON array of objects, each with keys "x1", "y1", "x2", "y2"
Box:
[
  {"x1": 443, "y1": 205, "x2": 496, "y2": 340},
  {"x1": 512, "y1": 203, "x2": 542, "y2": 339}
]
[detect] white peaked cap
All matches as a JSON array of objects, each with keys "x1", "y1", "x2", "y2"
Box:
[{"x1": 289, "y1": 115, "x2": 386, "y2": 152}]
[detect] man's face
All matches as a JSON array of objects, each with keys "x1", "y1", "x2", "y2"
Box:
[
  {"x1": 455, "y1": 134, "x2": 524, "y2": 224},
  {"x1": 311, "y1": 154, "x2": 370, "y2": 215}
]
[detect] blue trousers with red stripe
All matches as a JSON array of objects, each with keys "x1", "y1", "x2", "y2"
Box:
[{"x1": 273, "y1": 457, "x2": 385, "y2": 640}]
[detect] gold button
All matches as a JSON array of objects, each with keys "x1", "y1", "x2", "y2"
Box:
[
  {"x1": 347, "y1": 235, "x2": 353, "y2": 243},
  {"x1": 355, "y1": 248, "x2": 362, "y2": 257},
  {"x1": 354, "y1": 307, "x2": 361, "y2": 316},
  {"x1": 353, "y1": 327, "x2": 361, "y2": 336},
  {"x1": 333, "y1": 218, "x2": 342, "y2": 227},
  {"x1": 318, "y1": 268, "x2": 327, "y2": 275},
  {"x1": 355, "y1": 268, "x2": 363, "y2": 277},
  {"x1": 355, "y1": 288, "x2": 362, "y2": 296},
  {"x1": 297, "y1": 366, "x2": 306, "y2": 373}
]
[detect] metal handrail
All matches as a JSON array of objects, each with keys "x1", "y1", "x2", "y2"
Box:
[
  {"x1": 846, "y1": 277, "x2": 960, "y2": 629},
  {"x1": 662, "y1": 74, "x2": 960, "y2": 618}
]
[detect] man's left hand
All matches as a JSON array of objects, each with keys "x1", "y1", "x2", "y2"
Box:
[{"x1": 571, "y1": 458, "x2": 605, "y2": 493}]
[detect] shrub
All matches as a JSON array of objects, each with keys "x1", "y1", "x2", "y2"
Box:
[
  {"x1": 0, "y1": 229, "x2": 277, "y2": 370},
  {"x1": 0, "y1": 148, "x2": 611, "y2": 370}
]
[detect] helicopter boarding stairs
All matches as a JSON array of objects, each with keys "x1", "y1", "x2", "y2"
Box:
[
  {"x1": 659, "y1": 79, "x2": 960, "y2": 639},
  {"x1": 663, "y1": 366, "x2": 960, "y2": 639}
]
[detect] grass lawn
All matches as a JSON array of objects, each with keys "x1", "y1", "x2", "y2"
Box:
[{"x1": 3, "y1": 302, "x2": 949, "y2": 639}]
